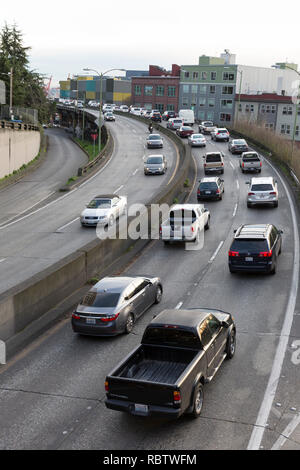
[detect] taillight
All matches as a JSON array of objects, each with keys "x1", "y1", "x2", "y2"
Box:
[
  {"x1": 197, "y1": 189, "x2": 200, "y2": 194},
  {"x1": 100, "y1": 312, "x2": 120, "y2": 322},
  {"x1": 260, "y1": 162, "x2": 262, "y2": 167},
  {"x1": 221, "y1": 162, "x2": 224, "y2": 166},
  {"x1": 229, "y1": 250, "x2": 239, "y2": 257},
  {"x1": 270, "y1": 192, "x2": 276, "y2": 195},
  {"x1": 242, "y1": 162, "x2": 245, "y2": 167},
  {"x1": 105, "y1": 381, "x2": 109, "y2": 392},
  {"x1": 72, "y1": 312, "x2": 80, "y2": 319},
  {"x1": 159, "y1": 226, "x2": 162, "y2": 234},
  {"x1": 173, "y1": 391, "x2": 181, "y2": 403},
  {"x1": 191, "y1": 226, "x2": 195, "y2": 232},
  {"x1": 259, "y1": 250, "x2": 272, "y2": 258},
  {"x1": 204, "y1": 163, "x2": 207, "y2": 167},
  {"x1": 248, "y1": 192, "x2": 255, "y2": 196},
  {"x1": 216, "y1": 189, "x2": 220, "y2": 194}
]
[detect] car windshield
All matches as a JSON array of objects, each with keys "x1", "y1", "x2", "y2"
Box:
[
  {"x1": 147, "y1": 157, "x2": 163, "y2": 164},
  {"x1": 182, "y1": 127, "x2": 191, "y2": 130},
  {"x1": 200, "y1": 182, "x2": 218, "y2": 190},
  {"x1": 81, "y1": 291, "x2": 120, "y2": 308},
  {"x1": 218, "y1": 129, "x2": 227, "y2": 133},
  {"x1": 148, "y1": 135, "x2": 161, "y2": 140},
  {"x1": 206, "y1": 154, "x2": 222, "y2": 162},
  {"x1": 193, "y1": 134, "x2": 204, "y2": 139},
  {"x1": 231, "y1": 239, "x2": 269, "y2": 252},
  {"x1": 203, "y1": 122, "x2": 213, "y2": 126},
  {"x1": 234, "y1": 140, "x2": 246, "y2": 145},
  {"x1": 87, "y1": 199, "x2": 111, "y2": 208},
  {"x1": 251, "y1": 184, "x2": 273, "y2": 191}
]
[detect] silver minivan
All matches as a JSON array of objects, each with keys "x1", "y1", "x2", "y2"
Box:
[
  {"x1": 144, "y1": 154, "x2": 167, "y2": 175},
  {"x1": 167, "y1": 118, "x2": 183, "y2": 130},
  {"x1": 246, "y1": 177, "x2": 278, "y2": 208}
]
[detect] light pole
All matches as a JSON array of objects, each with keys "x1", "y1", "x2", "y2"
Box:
[
  {"x1": 235, "y1": 69, "x2": 243, "y2": 127},
  {"x1": 83, "y1": 68, "x2": 126, "y2": 153}
]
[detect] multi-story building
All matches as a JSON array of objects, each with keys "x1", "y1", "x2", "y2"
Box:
[
  {"x1": 59, "y1": 75, "x2": 131, "y2": 105},
  {"x1": 235, "y1": 93, "x2": 300, "y2": 142},
  {"x1": 179, "y1": 52, "x2": 298, "y2": 126},
  {"x1": 0, "y1": 80, "x2": 5, "y2": 104},
  {"x1": 131, "y1": 65, "x2": 180, "y2": 113}
]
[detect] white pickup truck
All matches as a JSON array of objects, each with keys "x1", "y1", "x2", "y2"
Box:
[{"x1": 160, "y1": 204, "x2": 210, "y2": 244}]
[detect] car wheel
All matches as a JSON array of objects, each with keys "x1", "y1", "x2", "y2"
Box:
[
  {"x1": 154, "y1": 285, "x2": 163, "y2": 304},
  {"x1": 226, "y1": 330, "x2": 236, "y2": 359},
  {"x1": 190, "y1": 383, "x2": 204, "y2": 418},
  {"x1": 247, "y1": 202, "x2": 251, "y2": 208},
  {"x1": 124, "y1": 313, "x2": 134, "y2": 334},
  {"x1": 241, "y1": 169, "x2": 245, "y2": 173},
  {"x1": 279, "y1": 242, "x2": 282, "y2": 255},
  {"x1": 229, "y1": 266, "x2": 236, "y2": 274},
  {"x1": 205, "y1": 216, "x2": 210, "y2": 230},
  {"x1": 163, "y1": 240, "x2": 169, "y2": 245},
  {"x1": 271, "y1": 261, "x2": 277, "y2": 275},
  {"x1": 274, "y1": 201, "x2": 278, "y2": 208}
]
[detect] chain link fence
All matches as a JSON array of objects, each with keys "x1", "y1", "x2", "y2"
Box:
[{"x1": 0, "y1": 104, "x2": 38, "y2": 125}]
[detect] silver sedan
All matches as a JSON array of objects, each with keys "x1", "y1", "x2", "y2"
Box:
[{"x1": 188, "y1": 133, "x2": 206, "y2": 147}]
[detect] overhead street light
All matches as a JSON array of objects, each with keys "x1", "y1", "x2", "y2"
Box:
[{"x1": 83, "y1": 68, "x2": 126, "y2": 153}]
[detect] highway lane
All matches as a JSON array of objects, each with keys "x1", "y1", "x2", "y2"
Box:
[
  {"x1": 0, "y1": 128, "x2": 87, "y2": 225},
  {"x1": 0, "y1": 114, "x2": 177, "y2": 294},
  {"x1": 0, "y1": 126, "x2": 299, "y2": 450}
]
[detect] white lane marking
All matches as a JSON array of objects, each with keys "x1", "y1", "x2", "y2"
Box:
[
  {"x1": 209, "y1": 241, "x2": 224, "y2": 263},
  {"x1": 56, "y1": 217, "x2": 80, "y2": 232},
  {"x1": 113, "y1": 185, "x2": 124, "y2": 194},
  {"x1": 230, "y1": 161, "x2": 235, "y2": 169},
  {"x1": 175, "y1": 302, "x2": 183, "y2": 310},
  {"x1": 132, "y1": 169, "x2": 138, "y2": 176},
  {"x1": 271, "y1": 412, "x2": 300, "y2": 450},
  {"x1": 236, "y1": 180, "x2": 239, "y2": 190},
  {"x1": 0, "y1": 258, "x2": 6, "y2": 263},
  {"x1": 232, "y1": 203, "x2": 238, "y2": 217},
  {"x1": 247, "y1": 158, "x2": 300, "y2": 450}
]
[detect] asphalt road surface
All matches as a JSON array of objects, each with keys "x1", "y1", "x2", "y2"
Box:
[{"x1": 0, "y1": 120, "x2": 299, "y2": 450}]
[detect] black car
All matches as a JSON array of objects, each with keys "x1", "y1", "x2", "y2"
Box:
[
  {"x1": 228, "y1": 224, "x2": 283, "y2": 274},
  {"x1": 162, "y1": 110, "x2": 176, "y2": 121},
  {"x1": 150, "y1": 112, "x2": 162, "y2": 122},
  {"x1": 197, "y1": 177, "x2": 224, "y2": 201},
  {"x1": 228, "y1": 139, "x2": 249, "y2": 154},
  {"x1": 72, "y1": 276, "x2": 163, "y2": 336}
]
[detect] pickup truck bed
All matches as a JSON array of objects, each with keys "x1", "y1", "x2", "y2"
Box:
[{"x1": 117, "y1": 345, "x2": 197, "y2": 385}]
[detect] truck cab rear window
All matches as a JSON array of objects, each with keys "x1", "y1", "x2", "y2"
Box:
[
  {"x1": 206, "y1": 154, "x2": 221, "y2": 162},
  {"x1": 142, "y1": 327, "x2": 201, "y2": 349}
]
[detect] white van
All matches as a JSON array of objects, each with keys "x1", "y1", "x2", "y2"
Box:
[{"x1": 179, "y1": 109, "x2": 195, "y2": 126}]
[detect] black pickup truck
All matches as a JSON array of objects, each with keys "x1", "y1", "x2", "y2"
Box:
[{"x1": 105, "y1": 308, "x2": 236, "y2": 419}]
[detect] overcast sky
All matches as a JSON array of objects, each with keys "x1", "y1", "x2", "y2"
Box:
[{"x1": 2, "y1": 0, "x2": 300, "y2": 87}]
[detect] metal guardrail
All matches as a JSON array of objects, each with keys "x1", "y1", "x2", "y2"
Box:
[{"x1": 0, "y1": 120, "x2": 39, "y2": 131}]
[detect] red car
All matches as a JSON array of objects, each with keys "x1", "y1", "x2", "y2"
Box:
[{"x1": 176, "y1": 126, "x2": 194, "y2": 138}]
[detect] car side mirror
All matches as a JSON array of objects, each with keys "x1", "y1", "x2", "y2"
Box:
[
  {"x1": 233, "y1": 229, "x2": 237, "y2": 233},
  {"x1": 202, "y1": 156, "x2": 205, "y2": 159},
  {"x1": 221, "y1": 320, "x2": 229, "y2": 327},
  {"x1": 204, "y1": 208, "x2": 209, "y2": 213},
  {"x1": 245, "y1": 181, "x2": 250, "y2": 185},
  {"x1": 220, "y1": 179, "x2": 224, "y2": 182},
  {"x1": 279, "y1": 230, "x2": 283, "y2": 234}
]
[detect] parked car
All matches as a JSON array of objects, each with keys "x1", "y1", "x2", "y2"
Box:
[
  {"x1": 176, "y1": 126, "x2": 194, "y2": 138},
  {"x1": 211, "y1": 128, "x2": 230, "y2": 142},
  {"x1": 105, "y1": 307, "x2": 236, "y2": 418},
  {"x1": 160, "y1": 204, "x2": 210, "y2": 244},
  {"x1": 188, "y1": 133, "x2": 206, "y2": 147},
  {"x1": 240, "y1": 152, "x2": 262, "y2": 173},
  {"x1": 228, "y1": 139, "x2": 249, "y2": 154},
  {"x1": 146, "y1": 134, "x2": 163, "y2": 149},
  {"x1": 203, "y1": 152, "x2": 225, "y2": 175},
  {"x1": 167, "y1": 118, "x2": 183, "y2": 130},
  {"x1": 162, "y1": 110, "x2": 176, "y2": 121},
  {"x1": 228, "y1": 224, "x2": 282, "y2": 274},
  {"x1": 197, "y1": 177, "x2": 224, "y2": 201},
  {"x1": 199, "y1": 121, "x2": 216, "y2": 135},
  {"x1": 246, "y1": 176, "x2": 278, "y2": 208},
  {"x1": 80, "y1": 194, "x2": 127, "y2": 227},
  {"x1": 104, "y1": 112, "x2": 115, "y2": 121},
  {"x1": 150, "y1": 111, "x2": 162, "y2": 122},
  {"x1": 144, "y1": 155, "x2": 167, "y2": 175},
  {"x1": 72, "y1": 276, "x2": 163, "y2": 336}
]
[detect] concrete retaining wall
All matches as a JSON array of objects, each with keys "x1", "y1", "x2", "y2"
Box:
[
  {"x1": 0, "y1": 116, "x2": 192, "y2": 357},
  {"x1": 0, "y1": 128, "x2": 40, "y2": 178}
]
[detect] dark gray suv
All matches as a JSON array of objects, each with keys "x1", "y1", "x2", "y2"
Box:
[{"x1": 72, "y1": 276, "x2": 163, "y2": 336}]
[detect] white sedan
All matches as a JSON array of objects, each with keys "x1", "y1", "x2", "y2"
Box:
[
  {"x1": 188, "y1": 133, "x2": 206, "y2": 147},
  {"x1": 80, "y1": 194, "x2": 127, "y2": 227}
]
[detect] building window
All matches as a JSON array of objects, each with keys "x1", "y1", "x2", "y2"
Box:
[
  {"x1": 221, "y1": 99, "x2": 233, "y2": 109},
  {"x1": 183, "y1": 85, "x2": 189, "y2": 94},
  {"x1": 156, "y1": 103, "x2": 164, "y2": 113},
  {"x1": 199, "y1": 85, "x2": 207, "y2": 94},
  {"x1": 281, "y1": 124, "x2": 291, "y2": 134},
  {"x1": 191, "y1": 85, "x2": 198, "y2": 94},
  {"x1": 283, "y1": 106, "x2": 293, "y2": 115},
  {"x1": 265, "y1": 123, "x2": 274, "y2": 130},
  {"x1": 220, "y1": 113, "x2": 232, "y2": 122},
  {"x1": 201, "y1": 71, "x2": 207, "y2": 80},
  {"x1": 271, "y1": 105, "x2": 276, "y2": 114},
  {"x1": 238, "y1": 103, "x2": 242, "y2": 111},
  {"x1": 198, "y1": 111, "x2": 205, "y2": 120},
  {"x1": 199, "y1": 97, "x2": 206, "y2": 107},
  {"x1": 207, "y1": 111, "x2": 214, "y2": 121},
  {"x1": 211, "y1": 72, "x2": 217, "y2": 81},
  {"x1": 250, "y1": 104, "x2": 254, "y2": 112},
  {"x1": 209, "y1": 85, "x2": 216, "y2": 94},
  {"x1": 261, "y1": 104, "x2": 265, "y2": 113},
  {"x1": 208, "y1": 98, "x2": 215, "y2": 108},
  {"x1": 144, "y1": 85, "x2": 153, "y2": 96},
  {"x1": 134, "y1": 85, "x2": 141, "y2": 96},
  {"x1": 296, "y1": 125, "x2": 299, "y2": 136},
  {"x1": 184, "y1": 71, "x2": 190, "y2": 78},
  {"x1": 168, "y1": 86, "x2": 176, "y2": 97},
  {"x1": 156, "y1": 85, "x2": 164, "y2": 96},
  {"x1": 182, "y1": 97, "x2": 188, "y2": 106},
  {"x1": 222, "y1": 86, "x2": 234, "y2": 95},
  {"x1": 223, "y1": 72, "x2": 235, "y2": 81},
  {"x1": 193, "y1": 72, "x2": 199, "y2": 79},
  {"x1": 245, "y1": 104, "x2": 250, "y2": 113},
  {"x1": 167, "y1": 104, "x2": 175, "y2": 111},
  {"x1": 266, "y1": 105, "x2": 271, "y2": 113}
]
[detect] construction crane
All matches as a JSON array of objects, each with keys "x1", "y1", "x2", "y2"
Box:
[{"x1": 44, "y1": 76, "x2": 52, "y2": 97}]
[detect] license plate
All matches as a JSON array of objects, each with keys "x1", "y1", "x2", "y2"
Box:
[
  {"x1": 86, "y1": 318, "x2": 96, "y2": 325},
  {"x1": 134, "y1": 404, "x2": 148, "y2": 414},
  {"x1": 205, "y1": 191, "x2": 211, "y2": 194},
  {"x1": 245, "y1": 257, "x2": 253, "y2": 262}
]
